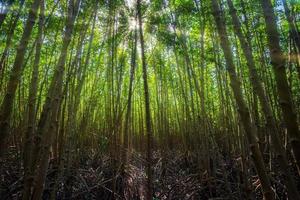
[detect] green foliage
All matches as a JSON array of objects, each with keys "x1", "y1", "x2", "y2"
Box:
[{"x1": 0, "y1": 0, "x2": 299, "y2": 162}]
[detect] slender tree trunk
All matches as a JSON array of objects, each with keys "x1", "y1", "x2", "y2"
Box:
[
  {"x1": 22, "y1": 0, "x2": 45, "y2": 199},
  {"x1": 0, "y1": 0, "x2": 40, "y2": 154},
  {"x1": 49, "y1": 100, "x2": 66, "y2": 200},
  {"x1": 30, "y1": 1, "x2": 80, "y2": 199},
  {"x1": 123, "y1": 26, "x2": 137, "y2": 164},
  {"x1": 30, "y1": 0, "x2": 79, "y2": 171},
  {"x1": 261, "y1": 0, "x2": 300, "y2": 174},
  {"x1": 211, "y1": 0, "x2": 274, "y2": 199},
  {"x1": 64, "y1": 9, "x2": 95, "y2": 171},
  {"x1": 227, "y1": 0, "x2": 299, "y2": 198},
  {"x1": 31, "y1": 96, "x2": 63, "y2": 200},
  {"x1": 137, "y1": 0, "x2": 153, "y2": 199}
]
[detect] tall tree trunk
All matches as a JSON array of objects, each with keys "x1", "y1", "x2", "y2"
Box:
[
  {"x1": 30, "y1": 0, "x2": 78, "y2": 170},
  {"x1": 30, "y1": 1, "x2": 80, "y2": 199},
  {"x1": 49, "y1": 96, "x2": 67, "y2": 200},
  {"x1": 211, "y1": 0, "x2": 274, "y2": 199},
  {"x1": 227, "y1": 0, "x2": 299, "y2": 198},
  {"x1": 137, "y1": 0, "x2": 153, "y2": 199},
  {"x1": 22, "y1": 0, "x2": 45, "y2": 199},
  {"x1": 261, "y1": 0, "x2": 300, "y2": 174},
  {"x1": 0, "y1": 0, "x2": 40, "y2": 154},
  {"x1": 122, "y1": 26, "x2": 137, "y2": 164}
]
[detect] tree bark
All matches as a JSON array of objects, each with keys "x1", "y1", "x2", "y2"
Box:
[
  {"x1": 227, "y1": 0, "x2": 299, "y2": 198},
  {"x1": 30, "y1": 1, "x2": 81, "y2": 199},
  {"x1": 137, "y1": 0, "x2": 153, "y2": 199},
  {"x1": 261, "y1": 0, "x2": 300, "y2": 174},
  {"x1": 0, "y1": 0, "x2": 40, "y2": 155},
  {"x1": 123, "y1": 25, "x2": 138, "y2": 164},
  {"x1": 22, "y1": 0, "x2": 45, "y2": 199},
  {"x1": 211, "y1": 0, "x2": 274, "y2": 199}
]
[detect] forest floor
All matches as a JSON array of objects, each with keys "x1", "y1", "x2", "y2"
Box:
[{"x1": 1, "y1": 146, "x2": 299, "y2": 200}]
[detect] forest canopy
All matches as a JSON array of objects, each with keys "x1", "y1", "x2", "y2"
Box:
[{"x1": 0, "y1": 0, "x2": 300, "y2": 199}]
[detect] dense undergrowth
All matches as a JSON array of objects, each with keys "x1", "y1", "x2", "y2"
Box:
[{"x1": 1, "y1": 146, "x2": 299, "y2": 199}]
